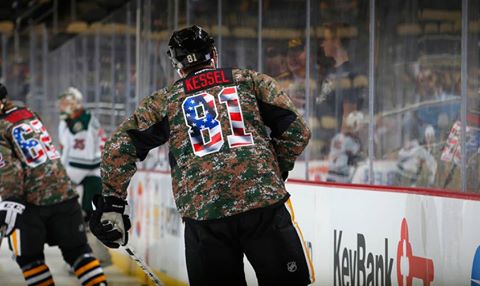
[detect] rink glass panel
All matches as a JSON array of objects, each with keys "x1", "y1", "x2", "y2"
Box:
[
  {"x1": 220, "y1": 0, "x2": 259, "y2": 70},
  {"x1": 138, "y1": 0, "x2": 177, "y2": 172},
  {"x1": 261, "y1": 0, "x2": 308, "y2": 179},
  {"x1": 468, "y1": 0, "x2": 480, "y2": 193},
  {"x1": 3, "y1": 0, "x2": 478, "y2": 193},
  {"x1": 306, "y1": 0, "x2": 370, "y2": 183},
  {"x1": 374, "y1": 1, "x2": 463, "y2": 191}
]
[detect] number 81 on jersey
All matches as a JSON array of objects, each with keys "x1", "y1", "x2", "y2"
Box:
[{"x1": 182, "y1": 86, "x2": 254, "y2": 157}]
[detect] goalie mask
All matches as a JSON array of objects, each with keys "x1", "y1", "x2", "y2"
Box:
[
  {"x1": 58, "y1": 87, "x2": 83, "y2": 120},
  {"x1": 167, "y1": 25, "x2": 216, "y2": 70}
]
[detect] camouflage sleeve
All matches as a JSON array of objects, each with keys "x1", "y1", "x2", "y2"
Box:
[
  {"x1": 89, "y1": 115, "x2": 105, "y2": 154},
  {"x1": 252, "y1": 71, "x2": 311, "y2": 172},
  {"x1": 94, "y1": 118, "x2": 107, "y2": 154},
  {"x1": 101, "y1": 90, "x2": 169, "y2": 199},
  {"x1": 0, "y1": 135, "x2": 25, "y2": 200}
]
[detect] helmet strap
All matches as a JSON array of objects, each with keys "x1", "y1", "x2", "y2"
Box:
[
  {"x1": 176, "y1": 69, "x2": 185, "y2": 78},
  {"x1": 0, "y1": 97, "x2": 6, "y2": 113}
]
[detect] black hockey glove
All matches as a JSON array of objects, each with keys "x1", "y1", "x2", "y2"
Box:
[
  {"x1": 90, "y1": 195, "x2": 131, "y2": 248},
  {"x1": 282, "y1": 171, "x2": 289, "y2": 182},
  {"x1": 0, "y1": 198, "x2": 26, "y2": 236}
]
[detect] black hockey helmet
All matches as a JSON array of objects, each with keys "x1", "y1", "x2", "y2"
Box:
[
  {"x1": 167, "y1": 25, "x2": 215, "y2": 70},
  {"x1": 0, "y1": 83, "x2": 7, "y2": 102}
]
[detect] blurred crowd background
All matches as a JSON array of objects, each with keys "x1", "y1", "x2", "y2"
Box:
[{"x1": 1, "y1": 0, "x2": 480, "y2": 193}]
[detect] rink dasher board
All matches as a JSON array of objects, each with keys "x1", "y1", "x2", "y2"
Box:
[
  {"x1": 122, "y1": 170, "x2": 480, "y2": 286},
  {"x1": 287, "y1": 182, "x2": 479, "y2": 286}
]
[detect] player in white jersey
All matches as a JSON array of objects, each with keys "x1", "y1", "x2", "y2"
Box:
[
  {"x1": 57, "y1": 87, "x2": 111, "y2": 265},
  {"x1": 395, "y1": 125, "x2": 437, "y2": 187},
  {"x1": 326, "y1": 111, "x2": 363, "y2": 183}
]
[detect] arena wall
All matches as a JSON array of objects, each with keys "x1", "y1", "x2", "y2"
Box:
[{"x1": 112, "y1": 170, "x2": 480, "y2": 286}]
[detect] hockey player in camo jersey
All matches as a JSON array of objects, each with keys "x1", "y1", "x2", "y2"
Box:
[
  {"x1": 0, "y1": 83, "x2": 108, "y2": 286},
  {"x1": 90, "y1": 25, "x2": 315, "y2": 285}
]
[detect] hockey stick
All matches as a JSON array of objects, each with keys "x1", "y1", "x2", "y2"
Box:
[
  {"x1": 123, "y1": 245, "x2": 165, "y2": 286},
  {"x1": 442, "y1": 163, "x2": 456, "y2": 188}
]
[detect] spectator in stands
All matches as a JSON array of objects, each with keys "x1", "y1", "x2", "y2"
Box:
[
  {"x1": 415, "y1": 67, "x2": 447, "y2": 102},
  {"x1": 264, "y1": 44, "x2": 291, "y2": 87},
  {"x1": 285, "y1": 38, "x2": 317, "y2": 115},
  {"x1": 284, "y1": 38, "x2": 322, "y2": 160},
  {"x1": 415, "y1": 63, "x2": 461, "y2": 102},
  {"x1": 315, "y1": 23, "x2": 367, "y2": 160}
]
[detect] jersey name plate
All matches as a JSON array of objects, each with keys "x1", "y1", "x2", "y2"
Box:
[
  {"x1": 2, "y1": 108, "x2": 35, "y2": 124},
  {"x1": 183, "y1": 68, "x2": 234, "y2": 94}
]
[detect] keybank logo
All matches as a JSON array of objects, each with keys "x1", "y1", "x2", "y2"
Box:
[
  {"x1": 396, "y1": 218, "x2": 434, "y2": 286},
  {"x1": 334, "y1": 218, "x2": 434, "y2": 286},
  {"x1": 471, "y1": 246, "x2": 480, "y2": 285}
]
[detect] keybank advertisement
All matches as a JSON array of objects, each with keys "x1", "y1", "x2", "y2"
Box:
[
  {"x1": 288, "y1": 183, "x2": 480, "y2": 286},
  {"x1": 125, "y1": 171, "x2": 480, "y2": 286},
  {"x1": 332, "y1": 219, "x2": 433, "y2": 286}
]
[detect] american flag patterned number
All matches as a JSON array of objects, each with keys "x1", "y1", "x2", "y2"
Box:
[
  {"x1": 182, "y1": 92, "x2": 224, "y2": 157},
  {"x1": 182, "y1": 86, "x2": 254, "y2": 157},
  {"x1": 218, "y1": 86, "x2": 254, "y2": 148},
  {"x1": 0, "y1": 153, "x2": 5, "y2": 168},
  {"x1": 12, "y1": 120, "x2": 60, "y2": 167}
]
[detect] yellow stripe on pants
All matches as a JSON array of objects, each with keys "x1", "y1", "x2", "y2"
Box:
[{"x1": 285, "y1": 199, "x2": 316, "y2": 283}]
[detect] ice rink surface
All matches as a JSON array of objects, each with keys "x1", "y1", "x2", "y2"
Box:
[{"x1": 0, "y1": 241, "x2": 142, "y2": 286}]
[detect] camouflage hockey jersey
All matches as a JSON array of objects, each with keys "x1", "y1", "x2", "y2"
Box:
[
  {"x1": 0, "y1": 101, "x2": 77, "y2": 205},
  {"x1": 102, "y1": 68, "x2": 311, "y2": 220}
]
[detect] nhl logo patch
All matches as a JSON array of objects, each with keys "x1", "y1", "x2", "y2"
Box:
[{"x1": 287, "y1": 261, "x2": 297, "y2": 272}]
